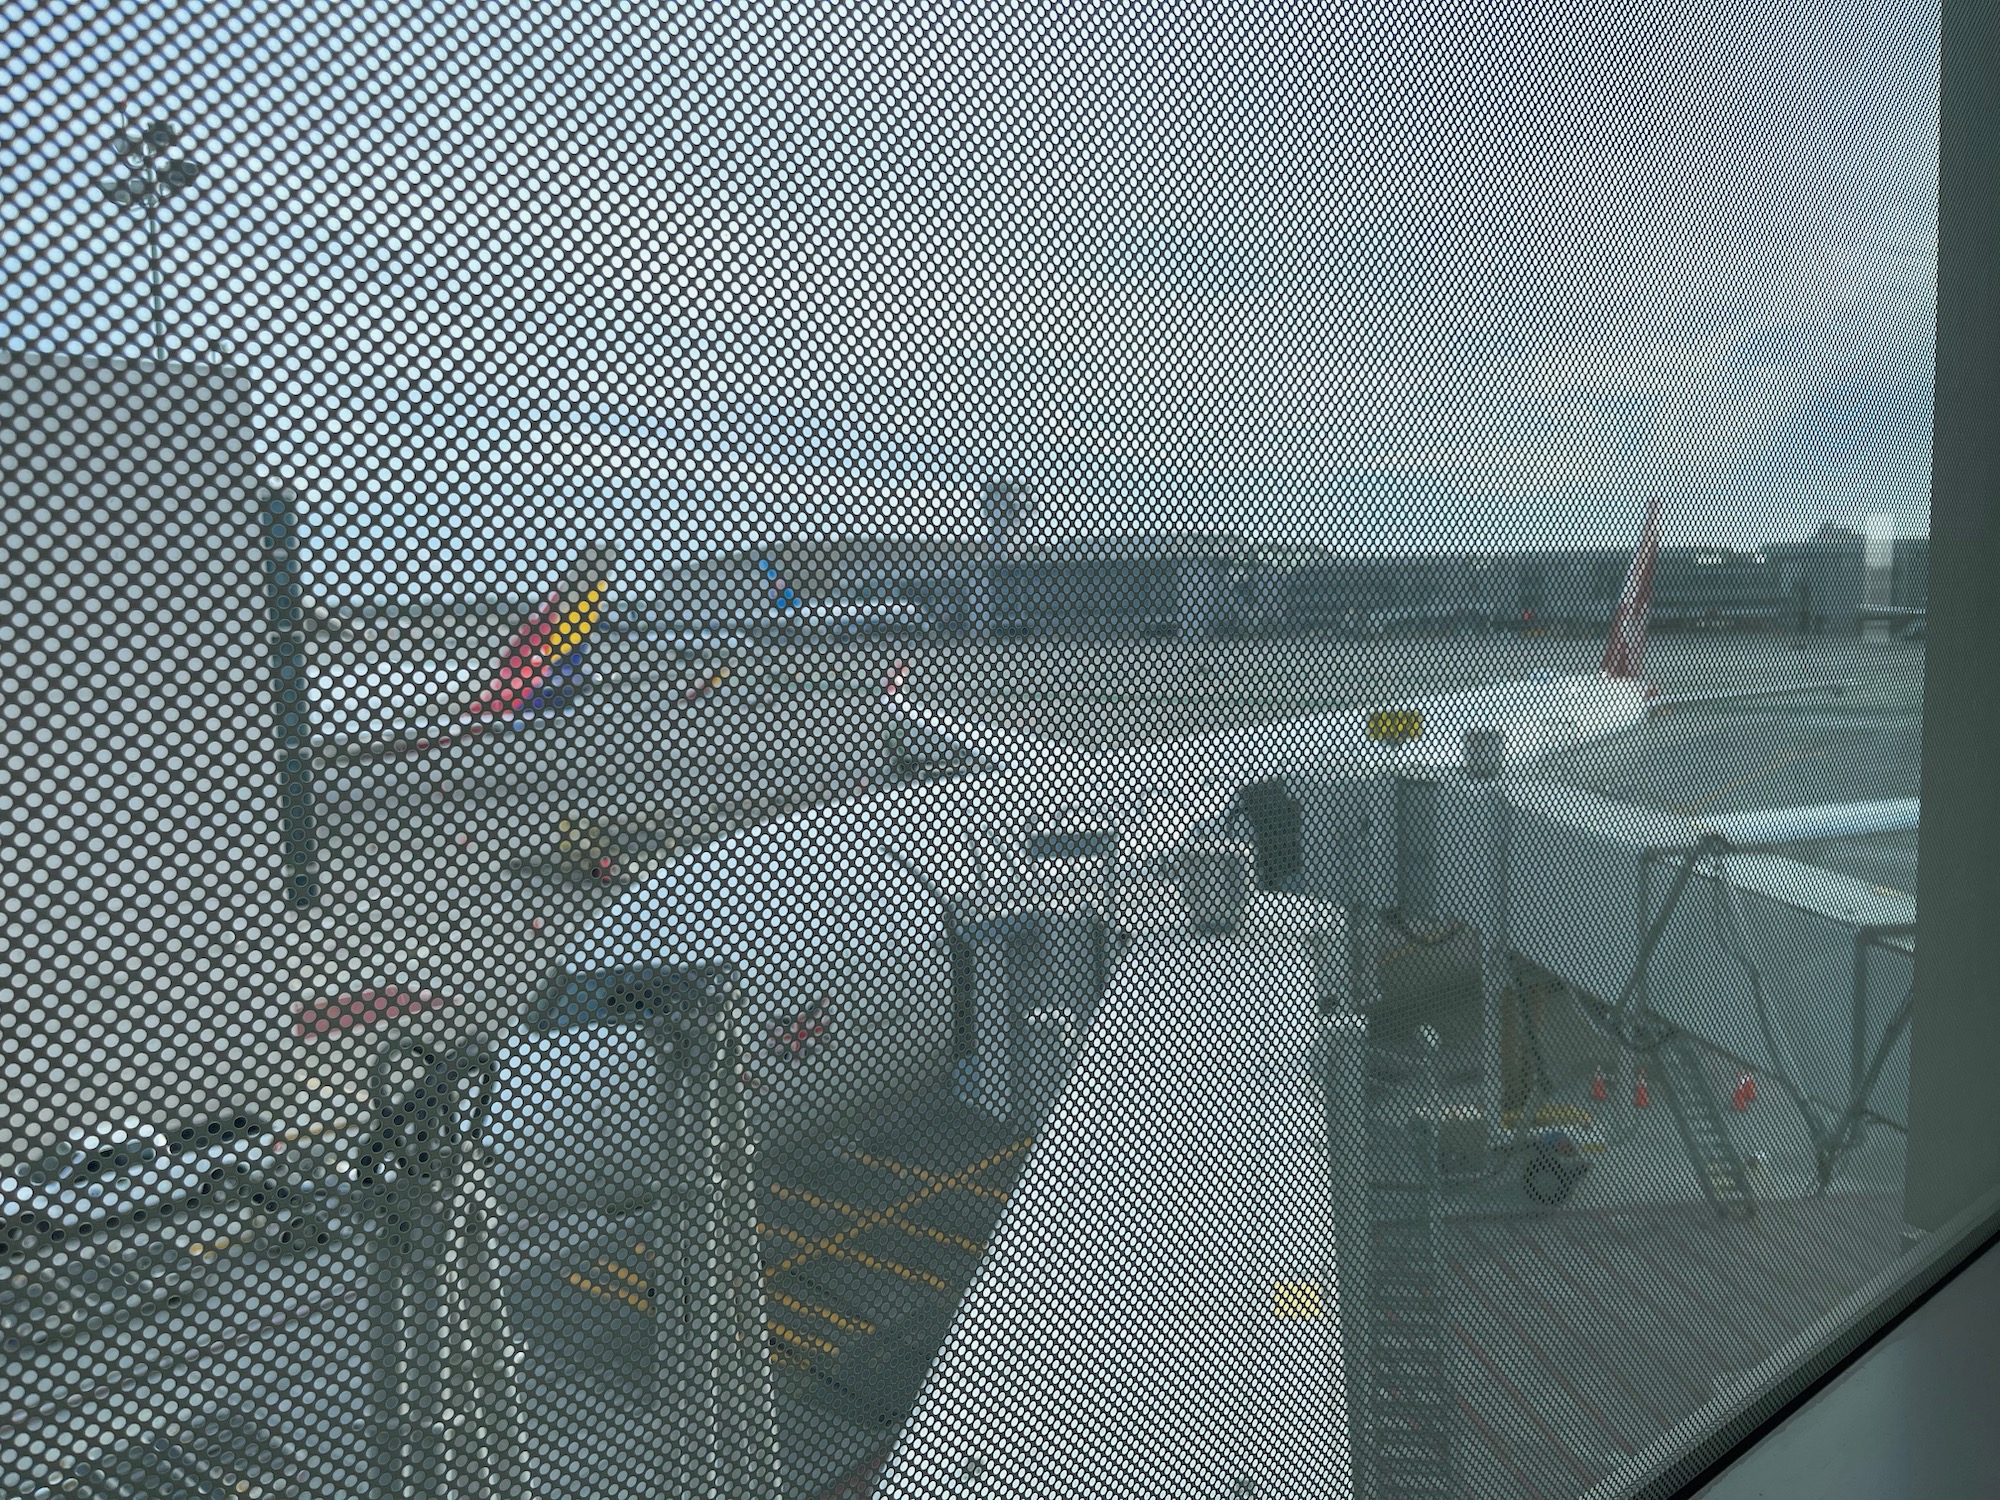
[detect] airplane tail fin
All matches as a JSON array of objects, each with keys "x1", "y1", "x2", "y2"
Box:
[
  {"x1": 757, "y1": 558, "x2": 800, "y2": 610},
  {"x1": 465, "y1": 546, "x2": 617, "y2": 721},
  {"x1": 1602, "y1": 497, "x2": 1660, "y2": 680}
]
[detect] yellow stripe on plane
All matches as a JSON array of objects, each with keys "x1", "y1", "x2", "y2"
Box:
[{"x1": 545, "y1": 580, "x2": 609, "y2": 660}]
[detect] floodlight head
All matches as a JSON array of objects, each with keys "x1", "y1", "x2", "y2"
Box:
[
  {"x1": 113, "y1": 132, "x2": 147, "y2": 161},
  {"x1": 160, "y1": 159, "x2": 201, "y2": 193},
  {"x1": 143, "y1": 121, "x2": 180, "y2": 149},
  {"x1": 102, "y1": 176, "x2": 142, "y2": 208}
]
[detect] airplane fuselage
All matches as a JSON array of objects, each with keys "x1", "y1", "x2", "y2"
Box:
[{"x1": 504, "y1": 667, "x2": 1655, "y2": 1160}]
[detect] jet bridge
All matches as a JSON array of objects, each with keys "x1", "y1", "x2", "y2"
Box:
[
  {"x1": 876, "y1": 886, "x2": 1366, "y2": 1500},
  {"x1": 1293, "y1": 763, "x2": 1915, "y2": 1197}
]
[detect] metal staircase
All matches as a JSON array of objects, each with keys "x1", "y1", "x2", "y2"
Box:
[
  {"x1": 1655, "y1": 1032, "x2": 1757, "y2": 1222},
  {"x1": 1362, "y1": 1046, "x2": 1456, "y2": 1500}
]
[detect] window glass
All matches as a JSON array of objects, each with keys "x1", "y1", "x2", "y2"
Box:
[{"x1": 1, "y1": 0, "x2": 1941, "y2": 1496}]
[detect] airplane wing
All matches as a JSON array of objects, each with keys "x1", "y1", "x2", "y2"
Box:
[
  {"x1": 311, "y1": 713, "x2": 477, "y2": 756},
  {"x1": 308, "y1": 655, "x2": 493, "y2": 755},
  {"x1": 1701, "y1": 797, "x2": 1920, "y2": 846},
  {"x1": 1647, "y1": 679, "x2": 1852, "y2": 714},
  {"x1": 880, "y1": 661, "x2": 1067, "y2": 776}
]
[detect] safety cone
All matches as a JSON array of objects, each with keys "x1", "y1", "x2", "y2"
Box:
[
  {"x1": 1591, "y1": 1069, "x2": 1608, "y2": 1102},
  {"x1": 1633, "y1": 1070, "x2": 1650, "y2": 1109},
  {"x1": 1732, "y1": 1072, "x2": 1757, "y2": 1111}
]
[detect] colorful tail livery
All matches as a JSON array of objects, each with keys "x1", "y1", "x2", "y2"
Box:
[
  {"x1": 1592, "y1": 500, "x2": 1854, "y2": 715},
  {"x1": 465, "y1": 547, "x2": 616, "y2": 722},
  {"x1": 1602, "y1": 496, "x2": 1659, "y2": 681},
  {"x1": 311, "y1": 546, "x2": 617, "y2": 757}
]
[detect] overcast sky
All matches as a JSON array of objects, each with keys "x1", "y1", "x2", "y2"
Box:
[{"x1": 3, "y1": 0, "x2": 1939, "y2": 592}]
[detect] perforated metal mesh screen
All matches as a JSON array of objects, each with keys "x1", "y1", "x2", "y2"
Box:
[{"x1": 2, "y1": 2, "x2": 1939, "y2": 1497}]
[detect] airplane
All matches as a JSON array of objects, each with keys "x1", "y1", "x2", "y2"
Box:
[
  {"x1": 1857, "y1": 603, "x2": 1927, "y2": 638},
  {"x1": 308, "y1": 547, "x2": 616, "y2": 758},
  {"x1": 754, "y1": 558, "x2": 930, "y2": 634},
  {"x1": 1699, "y1": 797, "x2": 1919, "y2": 847},
  {"x1": 880, "y1": 498, "x2": 1864, "y2": 851},
  {"x1": 446, "y1": 501, "x2": 1929, "y2": 1485},
  {"x1": 496, "y1": 496, "x2": 1896, "y2": 1160}
]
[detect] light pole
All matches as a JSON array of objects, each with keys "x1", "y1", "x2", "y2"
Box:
[{"x1": 100, "y1": 121, "x2": 202, "y2": 361}]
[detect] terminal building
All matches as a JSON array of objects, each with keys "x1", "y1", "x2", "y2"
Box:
[{"x1": 609, "y1": 524, "x2": 1928, "y2": 642}]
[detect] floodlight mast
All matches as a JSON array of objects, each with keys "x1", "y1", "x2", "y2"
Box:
[{"x1": 100, "y1": 121, "x2": 203, "y2": 361}]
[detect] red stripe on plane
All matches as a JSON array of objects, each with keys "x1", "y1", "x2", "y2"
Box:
[{"x1": 1602, "y1": 496, "x2": 1660, "y2": 681}]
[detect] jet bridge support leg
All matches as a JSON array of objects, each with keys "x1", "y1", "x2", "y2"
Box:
[
  {"x1": 1476, "y1": 784, "x2": 1512, "y2": 1148},
  {"x1": 1441, "y1": 746, "x2": 1513, "y2": 1151},
  {"x1": 654, "y1": 1004, "x2": 782, "y2": 1500},
  {"x1": 1388, "y1": 765, "x2": 1512, "y2": 1151}
]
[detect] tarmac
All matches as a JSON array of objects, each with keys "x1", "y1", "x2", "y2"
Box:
[{"x1": 34, "y1": 625, "x2": 1914, "y2": 1499}]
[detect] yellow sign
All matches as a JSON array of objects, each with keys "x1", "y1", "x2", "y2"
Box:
[
  {"x1": 1273, "y1": 1280, "x2": 1324, "y2": 1320},
  {"x1": 1367, "y1": 709, "x2": 1424, "y2": 745}
]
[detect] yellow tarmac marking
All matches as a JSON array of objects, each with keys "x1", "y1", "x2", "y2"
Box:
[
  {"x1": 897, "y1": 1220, "x2": 987, "y2": 1256},
  {"x1": 564, "y1": 1240, "x2": 658, "y2": 1314},
  {"x1": 567, "y1": 1271, "x2": 653, "y2": 1315},
  {"x1": 761, "y1": 1137, "x2": 1032, "y2": 1278},
  {"x1": 767, "y1": 1181, "x2": 861, "y2": 1219},
  {"x1": 600, "y1": 1258, "x2": 649, "y2": 1291},
  {"x1": 844, "y1": 1141, "x2": 1027, "y2": 1204},
  {"x1": 759, "y1": 1221, "x2": 821, "y2": 1254},
  {"x1": 767, "y1": 1321, "x2": 840, "y2": 1356},
  {"x1": 766, "y1": 1180, "x2": 989, "y2": 1257},
  {"x1": 767, "y1": 1288, "x2": 877, "y2": 1336},
  {"x1": 844, "y1": 1247, "x2": 954, "y2": 1294},
  {"x1": 759, "y1": 1221, "x2": 956, "y2": 1295}
]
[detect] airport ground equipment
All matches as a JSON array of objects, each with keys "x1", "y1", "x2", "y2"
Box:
[
  {"x1": 3, "y1": 1120, "x2": 361, "y2": 1496},
  {"x1": 360, "y1": 1037, "x2": 513, "y2": 1500},
  {"x1": 1177, "y1": 837, "x2": 1254, "y2": 934},
  {"x1": 1238, "y1": 775, "x2": 1307, "y2": 889},
  {"x1": 951, "y1": 906, "x2": 1109, "y2": 1130},
  {"x1": 484, "y1": 968, "x2": 782, "y2": 1500},
  {"x1": 2, "y1": 1067, "x2": 521, "y2": 1499},
  {"x1": 1606, "y1": 836, "x2": 1757, "y2": 1220},
  {"x1": 1653, "y1": 1032, "x2": 1758, "y2": 1222},
  {"x1": 944, "y1": 811, "x2": 1123, "y2": 1127}
]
